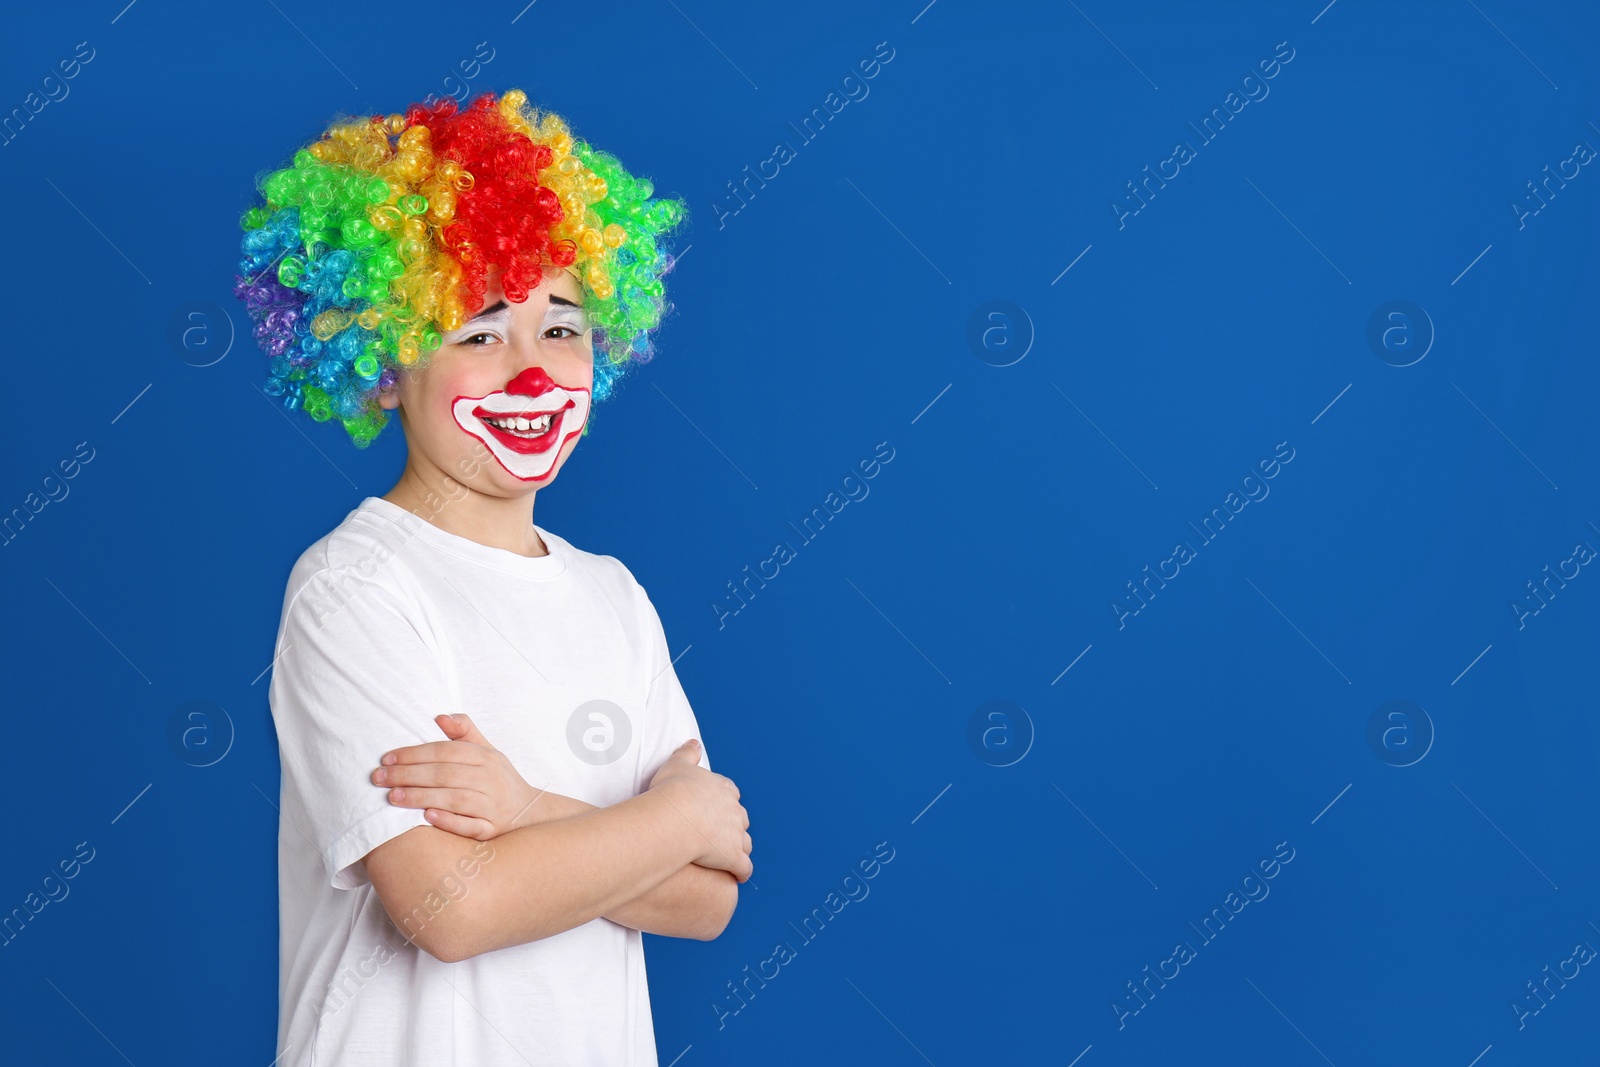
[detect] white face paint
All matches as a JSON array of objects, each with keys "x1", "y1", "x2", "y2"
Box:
[
  {"x1": 452, "y1": 374, "x2": 591, "y2": 482},
  {"x1": 444, "y1": 297, "x2": 594, "y2": 482}
]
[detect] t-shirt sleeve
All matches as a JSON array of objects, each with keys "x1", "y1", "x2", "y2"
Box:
[
  {"x1": 269, "y1": 569, "x2": 453, "y2": 891},
  {"x1": 632, "y1": 579, "x2": 712, "y2": 794}
]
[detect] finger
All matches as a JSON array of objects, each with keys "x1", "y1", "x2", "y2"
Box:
[
  {"x1": 435, "y1": 713, "x2": 468, "y2": 738},
  {"x1": 421, "y1": 807, "x2": 495, "y2": 841},
  {"x1": 373, "y1": 762, "x2": 484, "y2": 789},
  {"x1": 384, "y1": 785, "x2": 491, "y2": 819},
  {"x1": 449, "y1": 712, "x2": 495, "y2": 749},
  {"x1": 667, "y1": 739, "x2": 701, "y2": 763},
  {"x1": 382, "y1": 740, "x2": 488, "y2": 767}
]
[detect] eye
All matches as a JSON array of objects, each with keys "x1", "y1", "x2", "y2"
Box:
[
  {"x1": 545, "y1": 325, "x2": 585, "y2": 341},
  {"x1": 457, "y1": 330, "x2": 501, "y2": 347}
]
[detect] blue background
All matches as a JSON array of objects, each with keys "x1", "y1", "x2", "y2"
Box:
[{"x1": 2, "y1": 0, "x2": 1597, "y2": 1063}]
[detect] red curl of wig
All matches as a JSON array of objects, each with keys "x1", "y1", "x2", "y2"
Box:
[{"x1": 403, "y1": 94, "x2": 569, "y2": 307}]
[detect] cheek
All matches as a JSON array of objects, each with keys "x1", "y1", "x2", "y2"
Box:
[
  {"x1": 425, "y1": 367, "x2": 497, "y2": 431},
  {"x1": 554, "y1": 350, "x2": 595, "y2": 390}
]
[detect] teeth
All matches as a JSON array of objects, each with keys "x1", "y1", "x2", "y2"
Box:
[{"x1": 486, "y1": 412, "x2": 554, "y2": 436}]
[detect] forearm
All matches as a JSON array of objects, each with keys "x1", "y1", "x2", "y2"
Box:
[
  {"x1": 521, "y1": 788, "x2": 738, "y2": 938},
  {"x1": 609, "y1": 861, "x2": 739, "y2": 939},
  {"x1": 454, "y1": 788, "x2": 698, "y2": 957}
]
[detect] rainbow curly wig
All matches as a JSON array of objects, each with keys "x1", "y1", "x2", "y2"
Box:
[{"x1": 232, "y1": 88, "x2": 687, "y2": 448}]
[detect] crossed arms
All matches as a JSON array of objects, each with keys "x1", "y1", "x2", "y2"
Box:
[{"x1": 362, "y1": 714, "x2": 753, "y2": 963}]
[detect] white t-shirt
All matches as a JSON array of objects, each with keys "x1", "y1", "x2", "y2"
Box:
[{"x1": 267, "y1": 495, "x2": 710, "y2": 1067}]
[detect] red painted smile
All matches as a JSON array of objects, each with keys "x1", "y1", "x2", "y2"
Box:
[
  {"x1": 450, "y1": 366, "x2": 592, "y2": 482},
  {"x1": 471, "y1": 400, "x2": 574, "y2": 455}
]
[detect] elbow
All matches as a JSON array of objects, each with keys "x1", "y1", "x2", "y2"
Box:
[
  {"x1": 696, "y1": 871, "x2": 741, "y2": 941},
  {"x1": 419, "y1": 937, "x2": 468, "y2": 965},
  {"x1": 388, "y1": 897, "x2": 481, "y2": 963},
  {"x1": 367, "y1": 828, "x2": 506, "y2": 963},
  {"x1": 422, "y1": 919, "x2": 476, "y2": 963},
  {"x1": 433, "y1": 940, "x2": 482, "y2": 964},
  {"x1": 403, "y1": 894, "x2": 566, "y2": 961}
]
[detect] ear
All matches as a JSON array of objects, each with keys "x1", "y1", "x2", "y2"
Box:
[{"x1": 378, "y1": 381, "x2": 400, "y2": 410}]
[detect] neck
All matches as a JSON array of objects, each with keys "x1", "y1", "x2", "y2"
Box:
[{"x1": 382, "y1": 461, "x2": 548, "y2": 558}]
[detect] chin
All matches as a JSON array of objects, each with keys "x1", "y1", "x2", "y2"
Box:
[{"x1": 492, "y1": 446, "x2": 576, "y2": 491}]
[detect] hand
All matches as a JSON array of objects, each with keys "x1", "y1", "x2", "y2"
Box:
[
  {"x1": 650, "y1": 739, "x2": 754, "y2": 882},
  {"x1": 373, "y1": 713, "x2": 551, "y2": 840}
]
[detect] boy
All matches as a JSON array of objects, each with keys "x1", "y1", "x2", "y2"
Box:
[{"x1": 239, "y1": 90, "x2": 752, "y2": 1065}]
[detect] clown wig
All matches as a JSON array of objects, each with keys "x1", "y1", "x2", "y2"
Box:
[{"x1": 233, "y1": 88, "x2": 687, "y2": 448}]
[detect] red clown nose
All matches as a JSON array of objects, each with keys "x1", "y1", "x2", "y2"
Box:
[{"x1": 506, "y1": 366, "x2": 560, "y2": 399}]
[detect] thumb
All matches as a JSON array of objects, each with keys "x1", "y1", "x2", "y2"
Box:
[
  {"x1": 440, "y1": 713, "x2": 494, "y2": 748},
  {"x1": 673, "y1": 738, "x2": 702, "y2": 760}
]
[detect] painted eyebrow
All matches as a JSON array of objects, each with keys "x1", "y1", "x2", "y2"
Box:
[{"x1": 465, "y1": 294, "x2": 585, "y2": 323}]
